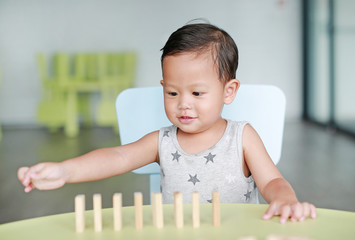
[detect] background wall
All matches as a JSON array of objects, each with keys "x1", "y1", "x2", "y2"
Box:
[{"x1": 0, "y1": 0, "x2": 302, "y2": 126}]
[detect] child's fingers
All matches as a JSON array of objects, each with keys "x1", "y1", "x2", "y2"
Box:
[
  {"x1": 24, "y1": 183, "x2": 35, "y2": 193},
  {"x1": 34, "y1": 178, "x2": 66, "y2": 190},
  {"x1": 263, "y1": 202, "x2": 279, "y2": 220},
  {"x1": 290, "y1": 202, "x2": 303, "y2": 222},
  {"x1": 310, "y1": 203, "x2": 317, "y2": 219},
  {"x1": 21, "y1": 163, "x2": 46, "y2": 186},
  {"x1": 300, "y1": 202, "x2": 311, "y2": 221},
  {"x1": 17, "y1": 167, "x2": 29, "y2": 183},
  {"x1": 291, "y1": 202, "x2": 317, "y2": 222},
  {"x1": 29, "y1": 163, "x2": 46, "y2": 178},
  {"x1": 301, "y1": 202, "x2": 317, "y2": 219},
  {"x1": 18, "y1": 167, "x2": 36, "y2": 192},
  {"x1": 280, "y1": 205, "x2": 291, "y2": 224}
]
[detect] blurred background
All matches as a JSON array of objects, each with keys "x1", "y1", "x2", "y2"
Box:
[{"x1": 0, "y1": 0, "x2": 354, "y2": 224}]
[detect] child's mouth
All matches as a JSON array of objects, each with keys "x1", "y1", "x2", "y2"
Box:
[{"x1": 178, "y1": 116, "x2": 195, "y2": 124}]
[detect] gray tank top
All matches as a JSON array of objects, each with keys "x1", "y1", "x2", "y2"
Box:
[{"x1": 158, "y1": 120, "x2": 259, "y2": 204}]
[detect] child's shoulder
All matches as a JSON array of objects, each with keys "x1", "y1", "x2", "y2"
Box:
[
  {"x1": 225, "y1": 120, "x2": 258, "y2": 144},
  {"x1": 226, "y1": 119, "x2": 249, "y2": 130},
  {"x1": 158, "y1": 125, "x2": 176, "y2": 138},
  {"x1": 158, "y1": 125, "x2": 176, "y2": 134}
]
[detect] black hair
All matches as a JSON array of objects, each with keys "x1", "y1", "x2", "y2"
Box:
[{"x1": 161, "y1": 23, "x2": 239, "y2": 83}]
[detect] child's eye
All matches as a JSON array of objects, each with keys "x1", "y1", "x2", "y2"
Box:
[
  {"x1": 168, "y1": 92, "x2": 178, "y2": 96},
  {"x1": 192, "y1": 92, "x2": 203, "y2": 96}
]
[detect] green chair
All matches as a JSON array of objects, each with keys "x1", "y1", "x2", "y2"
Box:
[
  {"x1": 96, "y1": 53, "x2": 136, "y2": 132},
  {"x1": 37, "y1": 53, "x2": 92, "y2": 137},
  {"x1": 37, "y1": 54, "x2": 78, "y2": 136},
  {"x1": 37, "y1": 54, "x2": 67, "y2": 133},
  {"x1": 73, "y1": 54, "x2": 96, "y2": 127},
  {"x1": 37, "y1": 52, "x2": 136, "y2": 137}
]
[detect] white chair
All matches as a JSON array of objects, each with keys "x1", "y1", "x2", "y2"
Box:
[{"x1": 115, "y1": 84, "x2": 286, "y2": 197}]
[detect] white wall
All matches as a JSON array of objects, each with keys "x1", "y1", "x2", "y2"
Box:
[{"x1": 0, "y1": 0, "x2": 302, "y2": 125}]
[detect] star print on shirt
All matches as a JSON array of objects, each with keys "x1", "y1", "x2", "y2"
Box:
[
  {"x1": 244, "y1": 190, "x2": 252, "y2": 201},
  {"x1": 225, "y1": 174, "x2": 237, "y2": 184},
  {"x1": 188, "y1": 174, "x2": 200, "y2": 185},
  {"x1": 163, "y1": 131, "x2": 169, "y2": 137},
  {"x1": 204, "y1": 152, "x2": 216, "y2": 164},
  {"x1": 171, "y1": 151, "x2": 181, "y2": 162}
]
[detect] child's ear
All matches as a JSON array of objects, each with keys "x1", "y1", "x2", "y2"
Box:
[
  {"x1": 160, "y1": 80, "x2": 164, "y2": 86},
  {"x1": 224, "y1": 79, "x2": 240, "y2": 105}
]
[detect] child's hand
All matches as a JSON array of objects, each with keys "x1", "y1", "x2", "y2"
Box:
[
  {"x1": 262, "y1": 200, "x2": 317, "y2": 224},
  {"x1": 17, "y1": 163, "x2": 67, "y2": 192}
]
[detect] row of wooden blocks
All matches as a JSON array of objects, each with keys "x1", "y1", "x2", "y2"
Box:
[
  {"x1": 240, "y1": 237, "x2": 310, "y2": 240},
  {"x1": 74, "y1": 191, "x2": 220, "y2": 232}
]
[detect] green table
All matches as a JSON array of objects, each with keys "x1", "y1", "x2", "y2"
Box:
[{"x1": 1, "y1": 204, "x2": 354, "y2": 239}]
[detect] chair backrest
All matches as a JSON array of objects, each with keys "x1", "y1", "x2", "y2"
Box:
[{"x1": 116, "y1": 84, "x2": 286, "y2": 175}]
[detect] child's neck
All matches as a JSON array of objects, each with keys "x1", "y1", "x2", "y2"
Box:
[{"x1": 176, "y1": 119, "x2": 227, "y2": 154}]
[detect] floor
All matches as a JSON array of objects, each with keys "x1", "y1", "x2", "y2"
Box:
[{"x1": 0, "y1": 121, "x2": 355, "y2": 224}]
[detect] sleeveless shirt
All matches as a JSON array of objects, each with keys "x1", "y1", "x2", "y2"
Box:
[{"x1": 158, "y1": 120, "x2": 259, "y2": 204}]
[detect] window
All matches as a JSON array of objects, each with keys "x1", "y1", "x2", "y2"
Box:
[{"x1": 304, "y1": 0, "x2": 355, "y2": 136}]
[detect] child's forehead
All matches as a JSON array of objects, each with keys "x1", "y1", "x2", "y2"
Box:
[
  {"x1": 162, "y1": 51, "x2": 221, "y2": 84},
  {"x1": 163, "y1": 50, "x2": 216, "y2": 65}
]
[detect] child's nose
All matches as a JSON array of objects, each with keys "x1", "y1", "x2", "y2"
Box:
[{"x1": 178, "y1": 95, "x2": 192, "y2": 110}]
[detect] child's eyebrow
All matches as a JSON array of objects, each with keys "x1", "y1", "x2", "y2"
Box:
[
  {"x1": 190, "y1": 82, "x2": 209, "y2": 88},
  {"x1": 164, "y1": 82, "x2": 209, "y2": 89}
]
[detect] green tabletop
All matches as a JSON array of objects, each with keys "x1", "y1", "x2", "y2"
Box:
[{"x1": 1, "y1": 203, "x2": 354, "y2": 240}]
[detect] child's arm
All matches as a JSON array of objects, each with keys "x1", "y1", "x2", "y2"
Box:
[
  {"x1": 18, "y1": 131, "x2": 159, "y2": 192},
  {"x1": 242, "y1": 124, "x2": 316, "y2": 223}
]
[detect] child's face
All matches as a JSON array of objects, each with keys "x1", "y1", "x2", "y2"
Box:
[{"x1": 161, "y1": 52, "x2": 233, "y2": 134}]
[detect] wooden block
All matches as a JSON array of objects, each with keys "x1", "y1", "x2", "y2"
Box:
[
  {"x1": 266, "y1": 235, "x2": 311, "y2": 240},
  {"x1": 152, "y1": 193, "x2": 164, "y2": 229},
  {"x1": 237, "y1": 236, "x2": 258, "y2": 240},
  {"x1": 212, "y1": 192, "x2": 220, "y2": 227},
  {"x1": 134, "y1": 192, "x2": 143, "y2": 230},
  {"x1": 266, "y1": 236, "x2": 283, "y2": 240},
  {"x1": 113, "y1": 193, "x2": 122, "y2": 231},
  {"x1": 75, "y1": 194, "x2": 85, "y2": 232},
  {"x1": 192, "y1": 192, "x2": 200, "y2": 228},
  {"x1": 93, "y1": 194, "x2": 102, "y2": 232},
  {"x1": 152, "y1": 193, "x2": 156, "y2": 227},
  {"x1": 174, "y1": 192, "x2": 184, "y2": 228}
]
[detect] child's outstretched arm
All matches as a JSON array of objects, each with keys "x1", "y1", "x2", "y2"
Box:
[
  {"x1": 242, "y1": 124, "x2": 316, "y2": 224},
  {"x1": 18, "y1": 131, "x2": 159, "y2": 192}
]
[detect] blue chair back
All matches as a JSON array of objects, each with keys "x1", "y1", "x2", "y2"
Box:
[{"x1": 116, "y1": 85, "x2": 286, "y2": 195}]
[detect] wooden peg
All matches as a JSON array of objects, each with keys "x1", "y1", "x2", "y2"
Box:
[
  {"x1": 93, "y1": 194, "x2": 102, "y2": 232},
  {"x1": 174, "y1": 192, "x2": 184, "y2": 228},
  {"x1": 192, "y1": 192, "x2": 200, "y2": 228},
  {"x1": 75, "y1": 194, "x2": 85, "y2": 232},
  {"x1": 134, "y1": 192, "x2": 143, "y2": 230},
  {"x1": 113, "y1": 193, "x2": 122, "y2": 231},
  {"x1": 266, "y1": 235, "x2": 311, "y2": 240},
  {"x1": 212, "y1": 192, "x2": 220, "y2": 227},
  {"x1": 237, "y1": 236, "x2": 258, "y2": 240},
  {"x1": 237, "y1": 237, "x2": 258, "y2": 240},
  {"x1": 152, "y1": 192, "x2": 164, "y2": 229}
]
